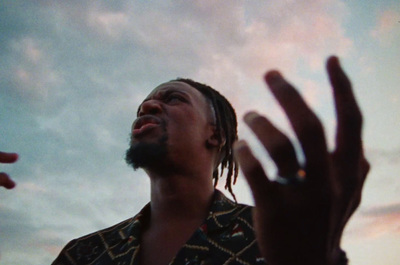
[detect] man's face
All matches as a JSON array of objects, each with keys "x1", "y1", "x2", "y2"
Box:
[{"x1": 125, "y1": 81, "x2": 215, "y2": 171}]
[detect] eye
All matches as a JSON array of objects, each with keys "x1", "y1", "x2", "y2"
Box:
[{"x1": 165, "y1": 93, "x2": 186, "y2": 104}]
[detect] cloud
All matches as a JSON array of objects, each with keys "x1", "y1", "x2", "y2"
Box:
[
  {"x1": 345, "y1": 202, "x2": 400, "y2": 243},
  {"x1": 361, "y1": 202, "x2": 400, "y2": 217},
  {"x1": 35, "y1": 0, "x2": 354, "y2": 86},
  {"x1": 197, "y1": 0, "x2": 351, "y2": 76},
  {"x1": 7, "y1": 37, "x2": 64, "y2": 108},
  {"x1": 343, "y1": 147, "x2": 400, "y2": 242},
  {"x1": 1, "y1": 1, "x2": 398, "y2": 264},
  {"x1": 17, "y1": 182, "x2": 47, "y2": 193},
  {"x1": 87, "y1": 11, "x2": 130, "y2": 39},
  {"x1": 365, "y1": 147, "x2": 400, "y2": 165},
  {"x1": 370, "y1": 10, "x2": 399, "y2": 45}
]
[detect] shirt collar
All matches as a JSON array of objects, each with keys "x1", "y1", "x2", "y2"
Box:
[{"x1": 134, "y1": 189, "x2": 238, "y2": 233}]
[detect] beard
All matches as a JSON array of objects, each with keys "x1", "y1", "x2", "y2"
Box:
[{"x1": 125, "y1": 125, "x2": 168, "y2": 170}]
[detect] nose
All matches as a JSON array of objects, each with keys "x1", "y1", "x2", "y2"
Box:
[{"x1": 138, "y1": 100, "x2": 163, "y2": 117}]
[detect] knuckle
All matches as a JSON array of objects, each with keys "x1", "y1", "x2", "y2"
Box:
[
  {"x1": 297, "y1": 114, "x2": 324, "y2": 138},
  {"x1": 363, "y1": 159, "x2": 371, "y2": 175}
]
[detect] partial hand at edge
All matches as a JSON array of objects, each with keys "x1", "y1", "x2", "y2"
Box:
[{"x1": 0, "y1": 152, "x2": 19, "y2": 189}]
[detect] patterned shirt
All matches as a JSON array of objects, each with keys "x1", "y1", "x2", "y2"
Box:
[{"x1": 52, "y1": 190, "x2": 266, "y2": 265}]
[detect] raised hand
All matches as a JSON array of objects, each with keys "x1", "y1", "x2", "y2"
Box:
[
  {"x1": 0, "y1": 152, "x2": 19, "y2": 189},
  {"x1": 234, "y1": 56, "x2": 370, "y2": 265}
]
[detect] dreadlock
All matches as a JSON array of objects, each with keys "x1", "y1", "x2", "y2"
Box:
[{"x1": 173, "y1": 78, "x2": 239, "y2": 201}]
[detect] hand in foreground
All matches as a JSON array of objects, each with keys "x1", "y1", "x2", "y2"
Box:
[
  {"x1": 0, "y1": 152, "x2": 18, "y2": 189},
  {"x1": 234, "y1": 56, "x2": 370, "y2": 265}
]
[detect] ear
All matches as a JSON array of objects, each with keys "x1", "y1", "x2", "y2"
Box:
[{"x1": 206, "y1": 126, "x2": 226, "y2": 150}]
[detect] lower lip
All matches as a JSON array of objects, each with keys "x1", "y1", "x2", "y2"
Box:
[{"x1": 132, "y1": 123, "x2": 159, "y2": 136}]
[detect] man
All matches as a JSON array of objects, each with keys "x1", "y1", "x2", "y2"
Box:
[
  {"x1": 53, "y1": 73, "x2": 260, "y2": 265},
  {"x1": 4, "y1": 56, "x2": 369, "y2": 264}
]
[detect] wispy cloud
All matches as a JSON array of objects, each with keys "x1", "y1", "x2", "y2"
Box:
[
  {"x1": 362, "y1": 202, "x2": 400, "y2": 217},
  {"x1": 370, "y1": 10, "x2": 399, "y2": 45},
  {"x1": 1, "y1": 1, "x2": 399, "y2": 265},
  {"x1": 345, "y1": 202, "x2": 400, "y2": 243}
]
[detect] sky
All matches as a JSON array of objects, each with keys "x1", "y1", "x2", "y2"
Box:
[{"x1": 0, "y1": 0, "x2": 399, "y2": 264}]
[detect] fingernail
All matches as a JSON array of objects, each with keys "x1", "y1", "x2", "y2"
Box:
[
  {"x1": 233, "y1": 140, "x2": 249, "y2": 151},
  {"x1": 243, "y1": 111, "x2": 259, "y2": 123},
  {"x1": 328, "y1": 56, "x2": 340, "y2": 68},
  {"x1": 264, "y1": 70, "x2": 282, "y2": 83},
  {"x1": 8, "y1": 180, "x2": 16, "y2": 189}
]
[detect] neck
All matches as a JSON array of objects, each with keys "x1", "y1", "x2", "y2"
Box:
[{"x1": 146, "y1": 171, "x2": 215, "y2": 227}]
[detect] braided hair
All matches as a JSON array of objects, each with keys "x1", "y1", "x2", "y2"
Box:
[{"x1": 173, "y1": 78, "x2": 239, "y2": 201}]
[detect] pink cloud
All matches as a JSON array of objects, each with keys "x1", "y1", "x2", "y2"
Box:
[
  {"x1": 363, "y1": 212, "x2": 400, "y2": 238},
  {"x1": 17, "y1": 182, "x2": 47, "y2": 193},
  {"x1": 345, "y1": 202, "x2": 400, "y2": 241},
  {"x1": 370, "y1": 10, "x2": 399, "y2": 45},
  {"x1": 193, "y1": 1, "x2": 353, "y2": 112},
  {"x1": 371, "y1": 10, "x2": 398, "y2": 36},
  {"x1": 42, "y1": 245, "x2": 63, "y2": 256}
]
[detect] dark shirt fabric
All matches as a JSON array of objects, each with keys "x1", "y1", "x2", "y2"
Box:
[{"x1": 52, "y1": 190, "x2": 266, "y2": 265}]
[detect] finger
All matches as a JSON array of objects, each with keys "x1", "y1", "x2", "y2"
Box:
[
  {"x1": 327, "y1": 56, "x2": 363, "y2": 160},
  {"x1": 0, "y1": 173, "x2": 16, "y2": 189},
  {"x1": 244, "y1": 111, "x2": 300, "y2": 177},
  {"x1": 264, "y1": 71, "x2": 329, "y2": 178},
  {"x1": 0, "y1": 152, "x2": 19, "y2": 163},
  {"x1": 346, "y1": 155, "x2": 370, "y2": 213},
  {"x1": 233, "y1": 140, "x2": 271, "y2": 202},
  {"x1": 331, "y1": 156, "x2": 370, "y2": 249}
]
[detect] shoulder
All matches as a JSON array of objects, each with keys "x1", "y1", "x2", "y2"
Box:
[
  {"x1": 233, "y1": 201, "x2": 254, "y2": 220},
  {"x1": 52, "y1": 208, "x2": 148, "y2": 265},
  {"x1": 195, "y1": 191, "x2": 265, "y2": 264},
  {"x1": 212, "y1": 189, "x2": 254, "y2": 223},
  {"x1": 207, "y1": 190, "x2": 256, "y2": 239}
]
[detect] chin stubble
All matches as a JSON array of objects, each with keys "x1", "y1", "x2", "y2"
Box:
[{"x1": 125, "y1": 122, "x2": 168, "y2": 170}]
